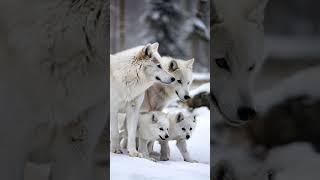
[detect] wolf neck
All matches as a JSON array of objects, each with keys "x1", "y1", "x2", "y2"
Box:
[{"x1": 122, "y1": 63, "x2": 153, "y2": 101}]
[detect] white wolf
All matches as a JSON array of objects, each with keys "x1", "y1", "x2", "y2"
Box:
[
  {"x1": 120, "y1": 111, "x2": 170, "y2": 161},
  {"x1": 110, "y1": 42, "x2": 175, "y2": 157},
  {"x1": 140, "y1": 56, "x2": 195, "y2": 111},
  {"x1": 159, "y1": 112, "x2": 198, "y2": 162},
  {"x1": 212, "y1": 0, "x2": 268, "y2": 125}
]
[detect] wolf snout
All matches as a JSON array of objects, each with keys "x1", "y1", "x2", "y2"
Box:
[
  {"x1": 184, "y1": 95, "x2": 190, "y2": 100},
  {"x1": 186, "y1": 135, "x2": 190, "y2": 139},
  {"x1": 170, "y1": 77, "x2": 175, "y2": 82},
  {"x1": 237, "y1": 106, "x2": 256, "y2": 121},
  {"x1": 165, "y1": 134, "x2": 169, "y2": 139}
]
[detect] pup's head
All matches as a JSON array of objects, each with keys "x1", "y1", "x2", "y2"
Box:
[
  {"x1": 138, "y1": 43, "x2": 175, "y2": 85},
  {"x1": 211, "y1": 0, "x2": 268, "y2": 125},
  {"x1": 162, "y1": 57, "x2": 194, "y2": 101},
  {"x1": 174, "y1": 112, "x2": 197, "y2": 140},
  {"x1": 147, "y1": 111, "x2": 170, "y2": 141}
]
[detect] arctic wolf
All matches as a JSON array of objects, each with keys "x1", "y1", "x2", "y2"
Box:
[
  {"x1": 140, "y1": 56, "x2": 194, "y2": 111},
  {"x1": 211, "y1": 0, "x2": 268, "y2": 125},
  {"x1": 159, "y1": 112, "x2": 198, "y2": 162},
  {"x1": 110, "y1": 42, "x2": 175, "y2": 157},
  {"x1": 120, "y1": 111, "x2": 170, "y2": 161}
]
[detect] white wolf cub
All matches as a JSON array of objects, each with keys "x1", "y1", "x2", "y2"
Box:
[
  {"x1": 120, "y1": 111, "x2": 170, "y2": 161},
  {"x1": 110, "y1": 42, "x2": 175, "y2": 157},
  {"x1": 159, "y1": 112, "x2": 198, "y2": 162}
]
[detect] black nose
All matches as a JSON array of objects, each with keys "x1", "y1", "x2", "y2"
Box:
[
  {"x1": 171, "y1": 77, "x2": 175, "y2": 82},
  {"x1": 184, "y1": 95, "x2": 190, "y2": 100},
  {"x1": 237, "y1": 106, "x2": 256, "y2": 121},
  {"x1": 165, "y1": 134, "x2": 169, "y2": 138},
  {"x1": 186, "y1": 135, "x2": 190, "y2": 139}
]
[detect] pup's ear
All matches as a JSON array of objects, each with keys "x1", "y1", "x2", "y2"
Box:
[
  {"x1": 186, "y1": 58, "x2": 194, "y2": 69},
  {"x1": 176, "y1": 112, "x2": 184, "y2": 123},
  {"x1": 144, "y1": 43, "x2": 152, "y2": 57},
  {"x1": 169, "y1": 60, "x2": 178, "y2": 72},
  {"x1": 152, "y1": 113, "x2": 158, "y2": 123}
]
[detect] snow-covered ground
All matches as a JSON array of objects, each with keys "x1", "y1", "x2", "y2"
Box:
[{"x1": 111, "y1": 85, "x2": 210, "y2": 180}]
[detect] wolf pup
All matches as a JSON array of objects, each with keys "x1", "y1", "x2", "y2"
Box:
[
  {"x1": 159, "y1": 112, "x2": 197, "y2": 162},
  {"x1": 110, "y1": 42, "x2": 175, "y2": 157}
]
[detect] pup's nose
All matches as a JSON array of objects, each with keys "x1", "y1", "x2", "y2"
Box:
[
  {"x1": 165, "y1": 134, "x2": 169, "y2": 139},
  {"x1": 184, "y1": 95, "x2": 190, "y2": 100},
  {"x1": 186, "y1": 135, "x2": 190, "y2": 139},
  {"x1": 237, "y1": 106, "x2": 256, "y2": 121},
  {"x1": 170, "y1": 77, "x2": 175, "y2": 82}
]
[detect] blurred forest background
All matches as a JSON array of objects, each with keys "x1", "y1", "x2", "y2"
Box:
[
  {"x1": 110, "y1": 0, "x2": 210, "y2": 73},
  {"x1": 257, "y1": 0, "x2": 320, "y2": 90}
]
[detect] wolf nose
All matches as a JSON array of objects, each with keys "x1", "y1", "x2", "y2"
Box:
[
  {"x1": 165, "y1": 134, "x2": 169, "y2": 139},
  {"x1": 237, "y1": 106, "x2": 256, "y2": 121},
  {"x1": 184, "y1": 95, "x2": 191, "y2": 100},
  {"x1": 186, "y1": 135, "x2": 190, "y2": 139},
  {"x1": 170, "y1": 77, "x2": 175, "y2": 82}
]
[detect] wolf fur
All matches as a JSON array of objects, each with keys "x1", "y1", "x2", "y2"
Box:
[
  {"x1": 211, "y1": 0, "x2": 268, "y2": 125},
  {"x1": 159, "y1": 112, "x2": 197, "y2": 162},
  {"x1": 110, "y1": 42, "x2": 175, "y2": 157}
]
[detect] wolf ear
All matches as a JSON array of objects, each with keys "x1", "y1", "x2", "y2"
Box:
[
  {"x1": 152, "y1": 114, "x2": 158, "y2": 123},
  {"x1": 150, "y1": 42, "x2": 159, "y2": 52},
  {"x1": 144, "y1": 43, "x2": 152, "y2": 57},
  {"x1": 176, "y1": 112, "x2": 184, "y2": 123},
  {"x1": 169, "y1": 60, "x2": 178, "y2": 72},
  {"x1": 186, "y1": 58, "x2": 194, "y2": 69},
  {"x1": 247, "y1": 0, "x2": 268, "y2": 29}
]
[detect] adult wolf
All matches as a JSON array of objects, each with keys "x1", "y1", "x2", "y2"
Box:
[
  {"x1": 110, "y1": 43, "x2": 175, "y2": 157},
  {"x1": 211, "y1": 0, "x2": 268, "y2": 125}
]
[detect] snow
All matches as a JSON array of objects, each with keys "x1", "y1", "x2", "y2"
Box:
[
  {"x1": 193, "y1": 73, "x2": 210, "y2": 81},
  {"x1": 190, "y1": 83, "x2": 210, "y2": 97},
  {"x1": 110, "y1": 96, "x2": 210, "y2": 179}
]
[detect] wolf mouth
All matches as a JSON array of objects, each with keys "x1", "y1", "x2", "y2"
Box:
[
  {"x1": 159, "y1": 135, "x2": 166, "y2": 140},
  {"x1": 210, "y1": 92, "x2": 246, "y2": 126}
]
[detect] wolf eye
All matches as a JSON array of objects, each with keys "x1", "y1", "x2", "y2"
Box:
[
  {"x1": 216, "y1": 58, "x2": 230, "y2": 71},
  {"x1": 187, "y1": 82, "x2": 190, "y2": 85},
  {"x1": 182, "y1": 128, "x2": 186, "y2": 131},
  {"x1": 157, "y1": 64, "x2": 162, "y2": 69},
  {"x1": 159, "y1": 128, "x2": 164, "y2": 131},
  {"x1": 177, "y1": 80, "x2": 182, "y2": 84},
  {"x1": 248, "y1": 65, "x2": 255, "y2": 71},
  {"x1": 190, "y1": 128, "x2": 192, "y2": 130},
  {"x1": 167, "y1": 128, "x2": 169, "y2": 130}
]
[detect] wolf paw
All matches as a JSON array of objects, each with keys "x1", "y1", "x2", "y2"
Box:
[
  {"x1": 129, "y1": 150, "x2": 143, "y2": 157},
  {"x1": 111, "y1": 148, "x2": 122, "y2": 154},
  {"x1": 160, "y1": 156, "x2": 169, "y2": 161},
  {"x1": 149, "y1": 151, "x2": 160, "y2": 156},
  {"x1": 148, "y1": 157, "x2": 157, "y2": 162}
]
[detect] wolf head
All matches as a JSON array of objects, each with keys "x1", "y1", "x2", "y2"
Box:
[
  {"x1": 174, "y1": 112, "x2": 197, "y2": 140},
  {"x1": 162, "y1": 57, "x2": 194, "y2": 101},
  {"x1": 145, "y1": 111, "x2": 170, "y2": 141},
  {"x1": 211, "y1": 0, "x2": 268, "y2": 125},
  {"x1": 139, "y1": 43, "x2": 176, "y2": 85}
]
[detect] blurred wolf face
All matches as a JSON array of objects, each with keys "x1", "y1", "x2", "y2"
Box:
[{"x1": 212, "y1": 0, "x2": 268, "y2": 125}]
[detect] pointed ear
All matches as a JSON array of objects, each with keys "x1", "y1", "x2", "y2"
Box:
[
  {"x1": 186, "y1": 58, "x2": 194, "y2": 69},
  {"x1": 143, "y1": 43, "x2": 152, "y2": 57},
  {"x1": 169, "y1": 60, "x2": 178, "y2": 72},
  {"x1": 247, "y1": 0, "x2": 268, "y2": 28},
  {"x1": 152, "y1": 113, "x2": 158, "y2": 123},
  {"x1": 176, "y1": 112, "x2": 184, "y2": 123},
  {"x1": 150, "y1": 42, "x2": 159, "y2": 52}
]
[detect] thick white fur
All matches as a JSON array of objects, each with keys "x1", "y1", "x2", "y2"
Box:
[{"x1": 110, "y1": 43, "x2": 174, "y2": 157}]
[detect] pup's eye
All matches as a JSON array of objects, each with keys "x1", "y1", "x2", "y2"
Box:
[
  {"x1": 187, "y1": 82, "x2": 190, "y2": 85},
  {"x1": 159, "y1": 128, "x2": 164, "y2": 131},
  {"x1": 177, "y1": 80, "x2": 182, "y2": 84},
  {"x1": 182, "y1": 128, "x2": 186, "y2": 131},
  {"x1": 248, "y1": 65, "x2": 255, "y2": 71},
  {"x1": 167, "y1": 128, "x2": 169, "y2": 130},
  {"x1": 157, "y1": 64, "x2": 162, "y2": 69},
  {"x1": 215, "y1": 58, "x2": 230, "y2": 71},
  {"x1": 190, "y1": 128, "x2": 192, "y2": 130}
]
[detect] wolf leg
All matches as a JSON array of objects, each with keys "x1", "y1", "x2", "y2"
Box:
[{"x1": 176, "y1": 139, "x2": 197, "y2": 163}]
